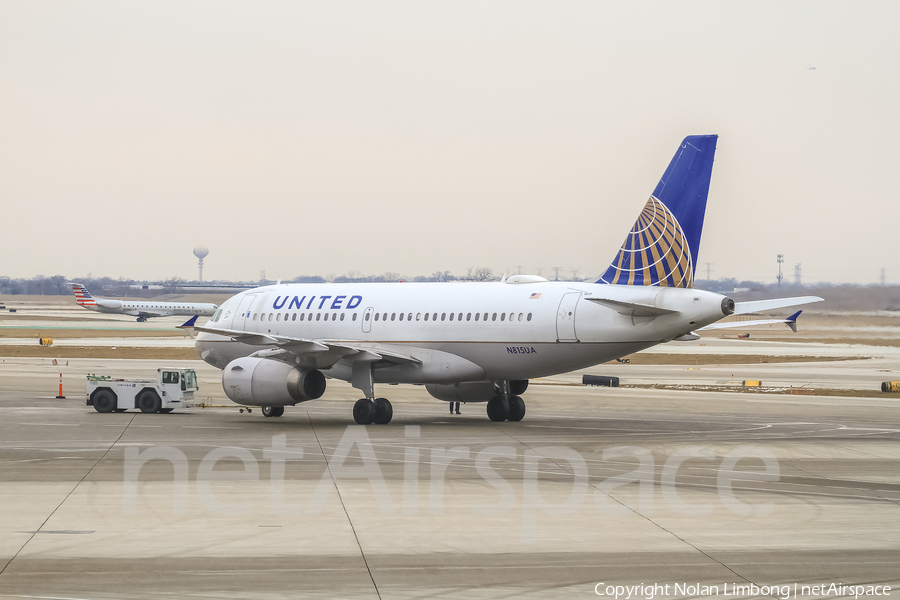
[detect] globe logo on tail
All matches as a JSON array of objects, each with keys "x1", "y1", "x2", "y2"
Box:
[{"x1": 598, "y1": 196, "x2": 694, "y2": 288}]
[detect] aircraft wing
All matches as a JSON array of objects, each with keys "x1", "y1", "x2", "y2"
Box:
[
  {"x1": 733, "y1": 296, "x2": 823, "y2": 315},
  {"x1": 701, "y1": 310, "x2": 804, "y2": 333},
  {"x1": 194, "y1": 325, "x2": 421, "y2": 367}
]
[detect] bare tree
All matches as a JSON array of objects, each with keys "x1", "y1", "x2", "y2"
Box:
[
  {"x1": 465, "y1": 267, "x2": 494, "y2": 282},
  {"x1": 49, "y1": 275, "x2": 69, "y2": 295},
  {"x1": 432, "y1": 270, "x2": 455, "y2": 282},
  {"x1": 161, "y1": 276, "x2": 184, "y2": 295},
  {"x1": 382, "y1": 272, "x2": 403, "y2": 282}
]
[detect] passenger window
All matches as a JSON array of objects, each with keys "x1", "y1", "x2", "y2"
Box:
[
  {"x1": 467, "y1": 313, "x2": 471, "y2": 321},
  {"x1": 518, "y1": 313, "x2": 523, "y2": 321},
  {"x1": 383, "y1": 313, "x2": 387, "y2": 321},
  {"x1": 500, "y1": 313, "x2": 505, "y2": 321},
  {"x1": 324, "y1": 313, "x2": 330, "y2": 321},
  {"x1": 365, "y1": 313, "x2": 371, "y2": 321},
  {"x1": 449, "y1": 313, "x2": 454, "y2": 321},
  {"x1": 433, "y1": 313, "x2": 437, "y2": 321},
  {"x1": 276, "y1": 313, "x2": 281, "y2": 321},
  {"x1": 292, "y1": 313, "x2": 297, "y2": 321},
  {"x1": 527, "y1": 313, "x2": 532, "y2": 321},
  {"x1": 253, "y1": 313, "x2": 258, "y2": 321},
  {"x1": 485, "y1": 313, "x2": 490, "y2": 321},
  {"x1": 408, "y1": 313, "x2": 413, "y2": 321},
  {"x1": 475, "y1": 313, "x2": 480, "y2": 321},
  {"x1": 492, "y1": 313, "x2": 497, "y2": 321},
  {"x1": 300, "y1": 313, "x2": 305, "y2": 321},
  {"x1": 391, "y1": 313, "x2": 396, "y2": 321},
  {"x1": 509, "y1": 313, "x2": 514, "y2": 321},
  {"x1": 353, "y1": 313, "x2": 358, "y2": 321},
  {"x1": 416, "y1": 313, "x2": 421, "y2": 321},
  {"x1": 316, "y1": 313, "x2": 321, "y2": 321},
  {"x1": 340, "y1": 313, "x2": 345, "y2": 321},
  {"x1": 424, "y1": 313, "x2": 429, "y2": 321},
  {"x1": 375, "y1": 313, "x2": 380, "y2": 321},
  {"x1": 399, "y1": 313, "x2": 404, "y2": 321}
]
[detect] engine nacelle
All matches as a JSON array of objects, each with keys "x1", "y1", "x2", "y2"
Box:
[
  {"x1": 425, "y1": 381, "x2": 496, "y2": 403},
  {"x1": 222, "y1": 357, "x2": 326, "y2": 406}
]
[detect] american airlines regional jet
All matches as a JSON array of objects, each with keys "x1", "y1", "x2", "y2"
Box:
[
  {"x1": 72, "y1": 284, "x2": 218, "y2": 322},
  {"x1": 195, "y1": 135, "x2": 822, "y2": 425}
]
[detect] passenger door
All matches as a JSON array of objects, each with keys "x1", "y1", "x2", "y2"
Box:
[
  {"x1": 556, "y1": 292, "x2": 581, "y2": 342},
  {"x1": 229, "y1": 294, "x2": 260, "y2": 330}
]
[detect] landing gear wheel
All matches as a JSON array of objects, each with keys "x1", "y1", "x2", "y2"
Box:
[
  {"x1": 93, "y1": 390, "x2": 116, "y2": 413},
  {"x1": 373, "y1": 398, "x2": 393, "y2": 425},
  {"x1": 353, "y1": 398, "x2": 376, "y2": 425},
  {"x1": 137, "y1": 390, "x2": 161, "y2": 413},
  {"x1": 486, "y1": 395, "x2": 510, "y2": 422},
  {"x1": 507, "y1": 396, "x2": 526, "y2": 422},
  {"x1": 262, "y1": 406, "x2": 285, "y2": 418}
]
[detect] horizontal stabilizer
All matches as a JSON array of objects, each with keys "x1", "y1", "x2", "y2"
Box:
[
  {"x1": 585, "y1": 296, "x2": 679, "y2": 317},
  {"x1": 701, "y1": 310, "x2": 804, "y2": 333},
  {"x1": 733, "y1": 296, "x2": 823, "y2": 315}
]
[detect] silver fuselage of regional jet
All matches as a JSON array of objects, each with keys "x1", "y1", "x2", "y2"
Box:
[
  {"x1": 91, "y1": 298, "x2": 218, "y2": 319},
  {"x1": 195, "y1": 280, "x2": 732, "y2": 383},
  {"x1": 72, "y1": 283, "x2": 218, "y2": 322}
]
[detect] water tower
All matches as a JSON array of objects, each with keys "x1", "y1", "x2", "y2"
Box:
[{"x1": 193, "y1": 246, "x2": 209, "y2": 282}]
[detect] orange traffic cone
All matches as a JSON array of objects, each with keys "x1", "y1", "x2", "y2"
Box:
[{"x1": 56, "y1": 373, "x2": 66, "y2": 399}]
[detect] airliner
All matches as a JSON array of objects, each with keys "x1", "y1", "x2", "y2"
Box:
[
  {"x1": 195, "y1": 135, "x2": 822, "y2": 424},
  {"x1": 72, "y1": 284, "x2": 218, "y2": 322}
]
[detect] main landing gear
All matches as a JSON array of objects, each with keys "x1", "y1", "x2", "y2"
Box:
[
  {"x1": 350, "y1": 363, "x2": 393, "y2": 425},
  {"x1": 486, "y1": 395, "x2": 526, "y2": 422},
  {"x1": 353, "y1": 398, "x2": 393, "y2": 425},
  {"x1": 486, "y1": 379, "x2": 528, "y2": 422}
]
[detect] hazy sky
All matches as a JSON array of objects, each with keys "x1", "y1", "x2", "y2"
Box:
[{"x1": 2, "y1": 2, "x2": 898, "y2": 284}]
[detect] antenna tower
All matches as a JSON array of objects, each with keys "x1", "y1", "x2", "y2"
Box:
[{"x1": 776, "y1": 254, "x2": 784, "y2": 287}]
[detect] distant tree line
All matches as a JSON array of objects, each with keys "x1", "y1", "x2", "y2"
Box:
[{"x1": 7, "y1": 272, "x2": 900, "y2": 311}]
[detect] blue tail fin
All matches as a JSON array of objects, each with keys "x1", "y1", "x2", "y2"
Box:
[{"x1": 597, "y1": 135, "x2": 717, "y2": 288}]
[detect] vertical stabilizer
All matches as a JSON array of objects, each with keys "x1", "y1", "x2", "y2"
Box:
[
  {"x1": 71, "y1": 283, "x2": 97, "y2": 308},
  {"x1": 597, "y1": 135, "x2": 717, "y2": 287}
]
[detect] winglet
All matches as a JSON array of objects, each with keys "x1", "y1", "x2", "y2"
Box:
[
  {"x1": 785, "y1": 310, "x2": 802, "y2": 333},
  {"x1": 178, "y1": 315, "x2": 199, "y2": 338}
]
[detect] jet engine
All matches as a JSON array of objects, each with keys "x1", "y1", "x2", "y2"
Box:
[{"x1": 222, "y1": 357, "x2": 326, "y2": 406}]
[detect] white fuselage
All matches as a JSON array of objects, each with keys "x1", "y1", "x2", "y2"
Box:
[
  {"x1": 195, "y1": 281, "x2": 730, "y2": 384},
  {"x1": 89, "y1": 298, "x2": 218, "y2": 319}
]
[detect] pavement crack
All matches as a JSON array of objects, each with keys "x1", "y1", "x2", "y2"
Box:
[
  {"x1": 307, "y1": 413, "x2": 382, "y2": 600},
  {"x1": 0, "y1": 412, "x2": 136, "y2": 577}
]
